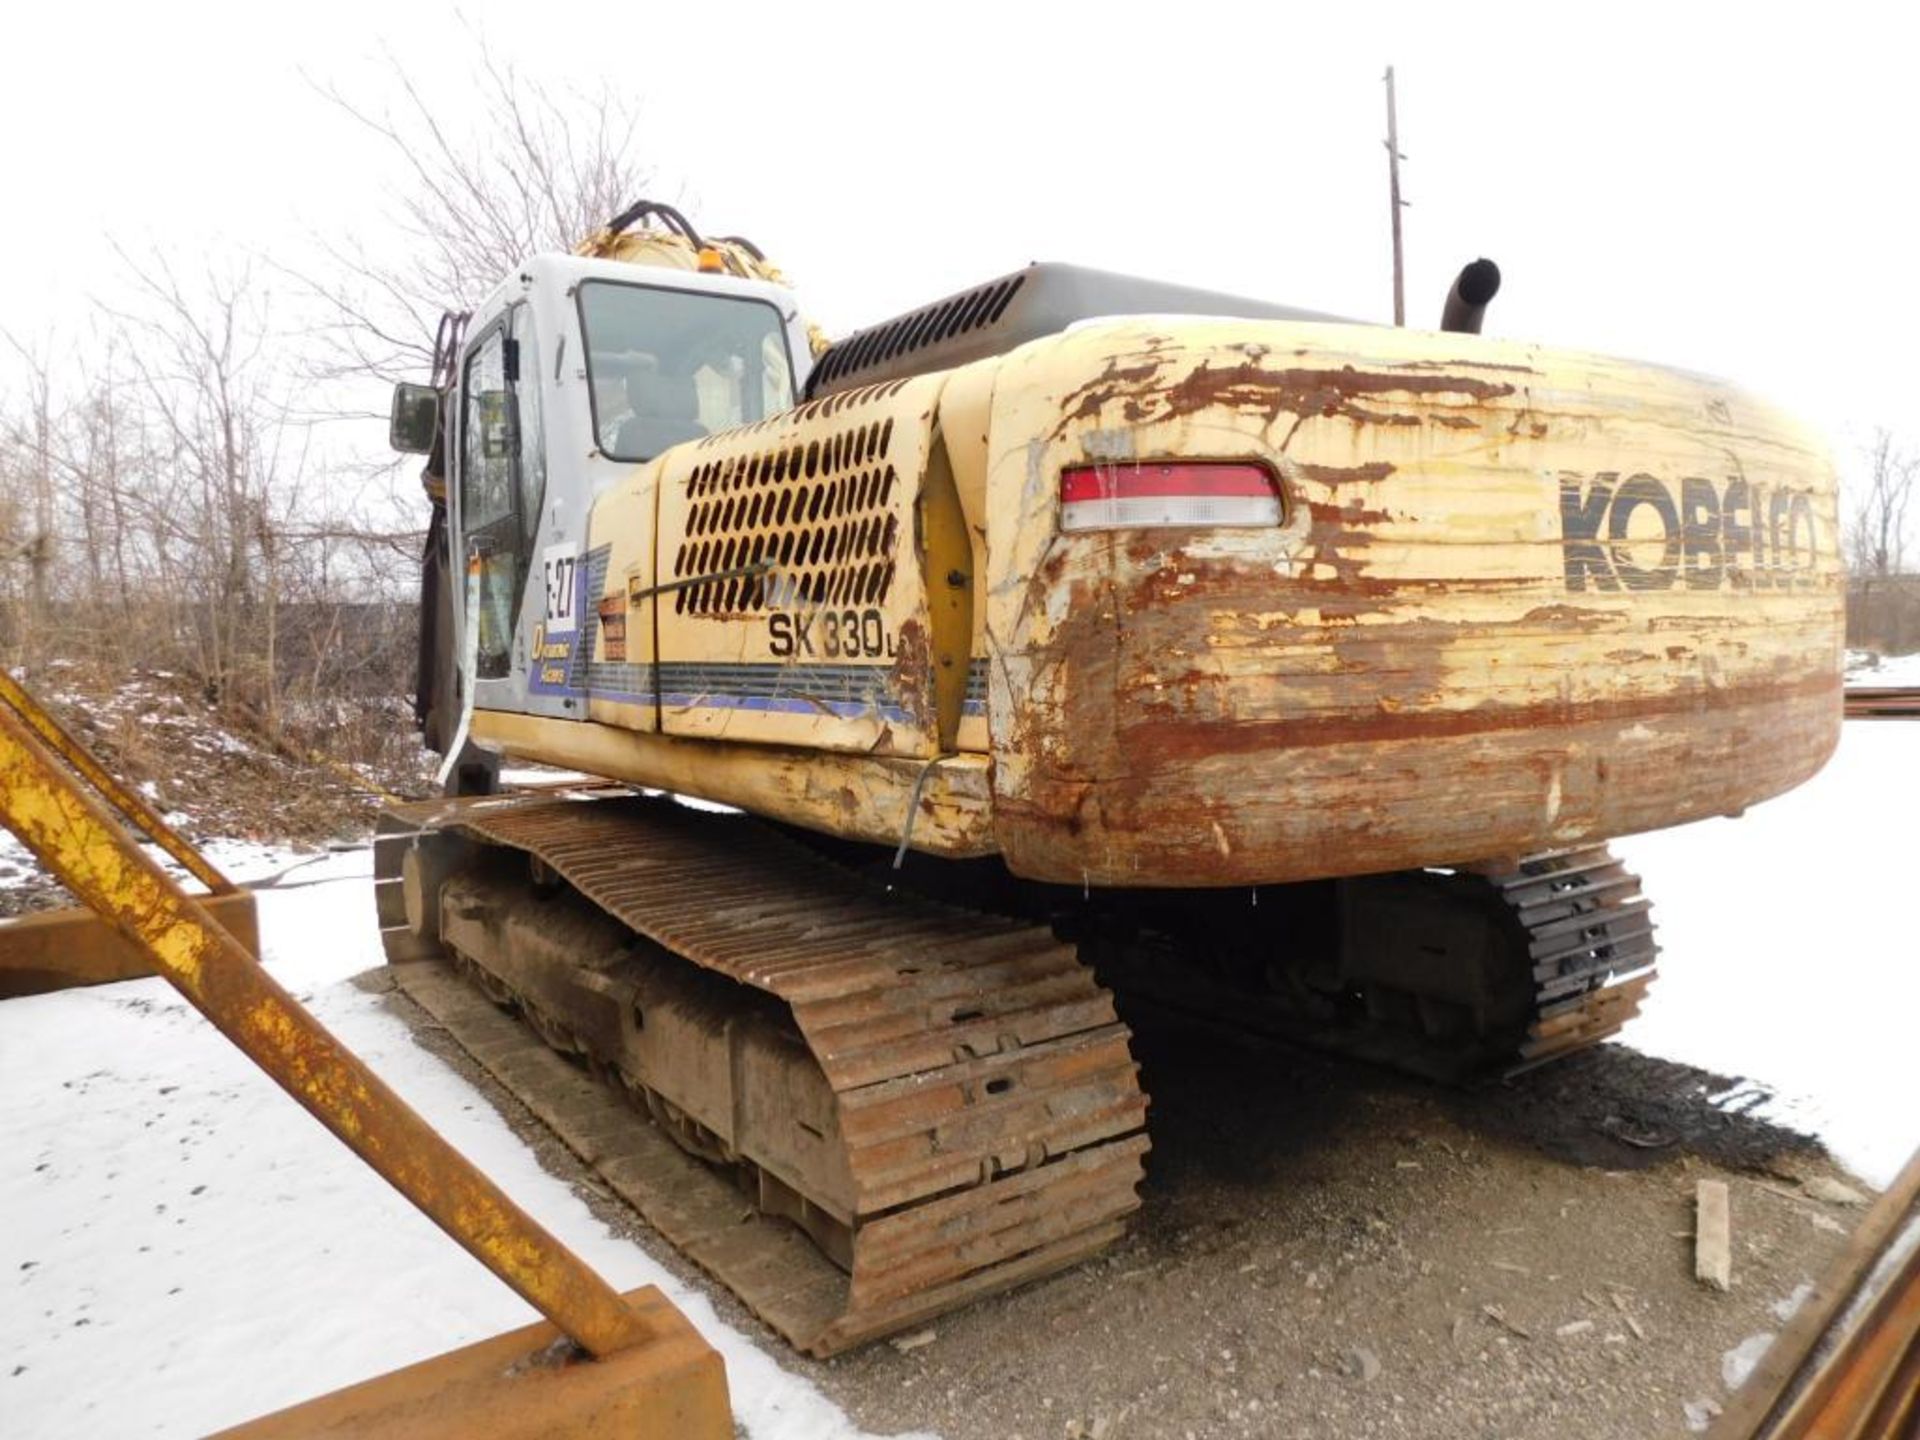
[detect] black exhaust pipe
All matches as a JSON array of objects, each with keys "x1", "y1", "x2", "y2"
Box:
[{"x1": 1440, "y1": 258, "x2": 1501, "y2": 334}]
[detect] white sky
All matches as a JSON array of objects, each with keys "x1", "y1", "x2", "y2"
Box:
[{"x1": 3, "y1": 0, "x2": 1916, "y2": 485}]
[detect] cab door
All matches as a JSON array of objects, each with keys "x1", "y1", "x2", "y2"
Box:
[{"x1": 457, "y1": 307, "x2": 552, "y2": 711}]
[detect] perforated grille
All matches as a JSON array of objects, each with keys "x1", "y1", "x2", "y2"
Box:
[
  {"x1": 671, "y1": 404, "x2": 904, "y2": 618},
  {"x1": 805, "y1": 273, "x2": 1026, "y2": 397}
]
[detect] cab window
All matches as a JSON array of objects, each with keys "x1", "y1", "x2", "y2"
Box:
[{"x1": 578, "y1": 280, "x2": 794, "y2": 461}]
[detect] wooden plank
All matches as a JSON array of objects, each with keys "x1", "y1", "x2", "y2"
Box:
[{"x1": 1697, "y1": 1180, "x2": 1732, "y2": 1292}]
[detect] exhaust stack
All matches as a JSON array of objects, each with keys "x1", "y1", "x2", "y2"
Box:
[{"x1": 1440, "y1": 258, "x2": 1502, "y2": 335}]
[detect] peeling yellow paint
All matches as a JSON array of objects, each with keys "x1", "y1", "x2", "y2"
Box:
[{"x1": 491, "y1": 315, "x2": 1838, "y2": 890}]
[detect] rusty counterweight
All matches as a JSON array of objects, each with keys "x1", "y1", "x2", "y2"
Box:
[{"x1": 0, "y1": 700, "x2": 655, "y2": 1360}]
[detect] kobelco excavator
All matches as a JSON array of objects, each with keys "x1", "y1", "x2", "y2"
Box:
[{"x1": 377, "y1": 200, "x2": 1843, "y2": 1354}]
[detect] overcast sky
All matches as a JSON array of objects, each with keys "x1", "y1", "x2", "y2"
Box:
[{"x1": 3, "y1": 0, "x2": 1915, "y2": 482}]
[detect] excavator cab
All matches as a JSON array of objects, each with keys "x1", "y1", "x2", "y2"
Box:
[{"x1": 393, "y1": 253, "x2": 813, "y2": 780}]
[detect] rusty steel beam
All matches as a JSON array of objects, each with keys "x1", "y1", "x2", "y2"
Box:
[
  {"x1": 0, "y1": 669, "x2": 235, "y2": 894},
  {"x1": 1717, "y1": 1144, "x2": 1920, "y2": 1439},
  {"x1": 1845, "y1": 687, "x2": 1920, "y2": 718},
  {"x1": 214, "y1": 1284, "x2": 729, "y2": 1440},
  {"x1": 0, "y1": 700, "x2": 657, "y2": 1359},
  {"x1": 0, "y1": 888, "x2": 260, "y2": 999},
  {"x1": 1767, "y1": 1252, "x2": 1920, "y2": 1437}
]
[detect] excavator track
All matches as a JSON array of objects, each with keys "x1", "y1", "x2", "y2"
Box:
[
  {"x1": 373, "y1": 791, "x2": 1148, "y2": 1356},
  {"x1": 1075, "y1": 843, "x2": 1659, "y2": 1084},
  {"x1": 1484, "y1": 844, "x2": 1661, "y2": 1072}
]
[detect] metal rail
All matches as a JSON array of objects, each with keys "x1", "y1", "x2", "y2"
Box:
[
  {"x1": 1845, "y1": 686, "x2": 1920, "y2": 719},
  {"x1": 0, "y1": 698, "x2": 656, "y2": 1360},
  {"x1": 1716, "y1": 1145, "x2": 1920, "y2": 1438}
]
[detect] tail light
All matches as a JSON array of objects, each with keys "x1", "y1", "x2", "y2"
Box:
[{"x1": 1058, "y1": 461, "x2": 1283, "y2": 532}]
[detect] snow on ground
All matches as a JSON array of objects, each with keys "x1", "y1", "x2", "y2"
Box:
[
  {"x1": 1846, "y1": 648, "x2": 1920, "y2": 686},
  {"x1": 496, "y1": 764, "x2": 595, "y2": 787},
  {"x1": 0, "y1": 828, "x2": 348, "y2": 906},
  {"x1": 0, "y1": 846, "x2": 928, "y2": 1440},
  {"x1": 1616, "y1": 719, "x2": 1920, "y2": 1187}
]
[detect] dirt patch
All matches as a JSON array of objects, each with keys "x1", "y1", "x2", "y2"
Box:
[
  {"x1": 1438, "y1": 1045, "x2": 1827, "y2": 1178},
  {"x1": 370, "y1": 972, "x2": 1866, "y2": 1440},
  {"x1": 789, "y1": 1018, "x2": 1857, "y2": 1439}
]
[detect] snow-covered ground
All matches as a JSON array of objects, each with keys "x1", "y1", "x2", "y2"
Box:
[
  {"x1": 1846, "y1": 648, "x2": 1920, "y2": 686},
  {"x1": 2, "y1": 720, "x2": 1915, "y2": 1437},
  {"x1": 0, "y1": 846, "x2": 928, "y2": 1440},
  {"x1": 1616, "y1": 719, "x2": 1920, "y2": 1188}
]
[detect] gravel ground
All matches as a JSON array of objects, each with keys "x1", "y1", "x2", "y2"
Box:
[{"x1": 379, "y1": 977, "x2": 1865, "y2": 1440}]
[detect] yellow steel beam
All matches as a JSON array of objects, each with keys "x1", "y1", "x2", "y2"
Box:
[
  {"x1": 0, "y1": 670, "x2": 234, "y2": 895},
  {"x1": 0, "y1": 699, "x2": 657, "y2": 1359}
]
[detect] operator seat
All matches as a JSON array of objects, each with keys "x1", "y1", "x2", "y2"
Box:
[{"x1": 617, "y1": 369, "x2": 706, "y2": 458}]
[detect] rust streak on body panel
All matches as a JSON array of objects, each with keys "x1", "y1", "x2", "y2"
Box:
[
  {"x1": 994, "y1": 685, "x2": 1838, "y2": 887},
  {"x1": 983, "y1": 319, "x2": 1841, "y2": 889},
  {"x1": 1050, "y1": 352, "x2": 1517, "y2": 441},
  {"x1": 1295, "y1": 461, "x2": 1398, "y2": 484}
]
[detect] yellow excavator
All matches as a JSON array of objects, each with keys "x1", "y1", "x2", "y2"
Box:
[{"x1": 377, "y1": 200, "x2": 1843, "y2": 1355}]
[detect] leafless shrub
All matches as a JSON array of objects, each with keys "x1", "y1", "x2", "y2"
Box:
[
  {"x1": 0, "y1": 270, "x2": 415, "y2": 756},
  {"x1": 298, "y1": 28, "x2": 653, "y2": 385},
  {"x1": 1847, "y1": 429, "x2": 1915, "y2": 581},
  {"x1": 0, "y1": 36, "x2": 651, "y2": 789}
]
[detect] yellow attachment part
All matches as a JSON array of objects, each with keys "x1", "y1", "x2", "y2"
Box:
[
  {"x1": 572, "y1": 218, "x2": 828, "y2": 353},
  {"x1": 0, "y1": 699, "x2": 659, "y2": 1361},
  {"x1": 0, "y1": 669, "x2": 234, "y2": 894},
  {"x1": 574, "y1": 226, "x2": 791, "y2": 287}
]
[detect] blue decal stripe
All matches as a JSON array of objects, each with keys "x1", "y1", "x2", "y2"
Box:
[{"x1": 572, "y1": 657, "x2": 988, "y2": 717}]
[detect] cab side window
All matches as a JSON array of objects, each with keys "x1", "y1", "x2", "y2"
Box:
[
  {"x1": 456, "y1": 306, "x2": 549, "y2": 682},
  {"x1": 459, "y1": 327, "x2": 517, "y2": 678},
  {"x1": 511, "y1": 305, "x2": 546, "y2": 530}
]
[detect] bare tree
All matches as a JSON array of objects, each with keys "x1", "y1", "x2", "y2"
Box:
[
  {"x1": 102, "y1": 254, "x2": 283, "y2": 705},
  {"x1": 0, "y1": 338, "x2": 58, "y2": 662},
  {"x1": 0, "y1": 38, "x2": 655, "y2": 786},
  {"x1": 298, "y1": 29, "x2": 654, "y2": 386},
  {"x1": 1847, "y1": 429, "x2": 1916, "y2": 579}
]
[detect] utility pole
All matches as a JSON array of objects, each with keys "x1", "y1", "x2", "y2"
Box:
[{"x1": 1384, "y1": 66, "x2": 1407, "y2": 327}]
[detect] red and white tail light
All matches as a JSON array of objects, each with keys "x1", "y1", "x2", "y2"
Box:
[{"x1": 1058, "y1": 461, "x2": 1284, "y2": 532}]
